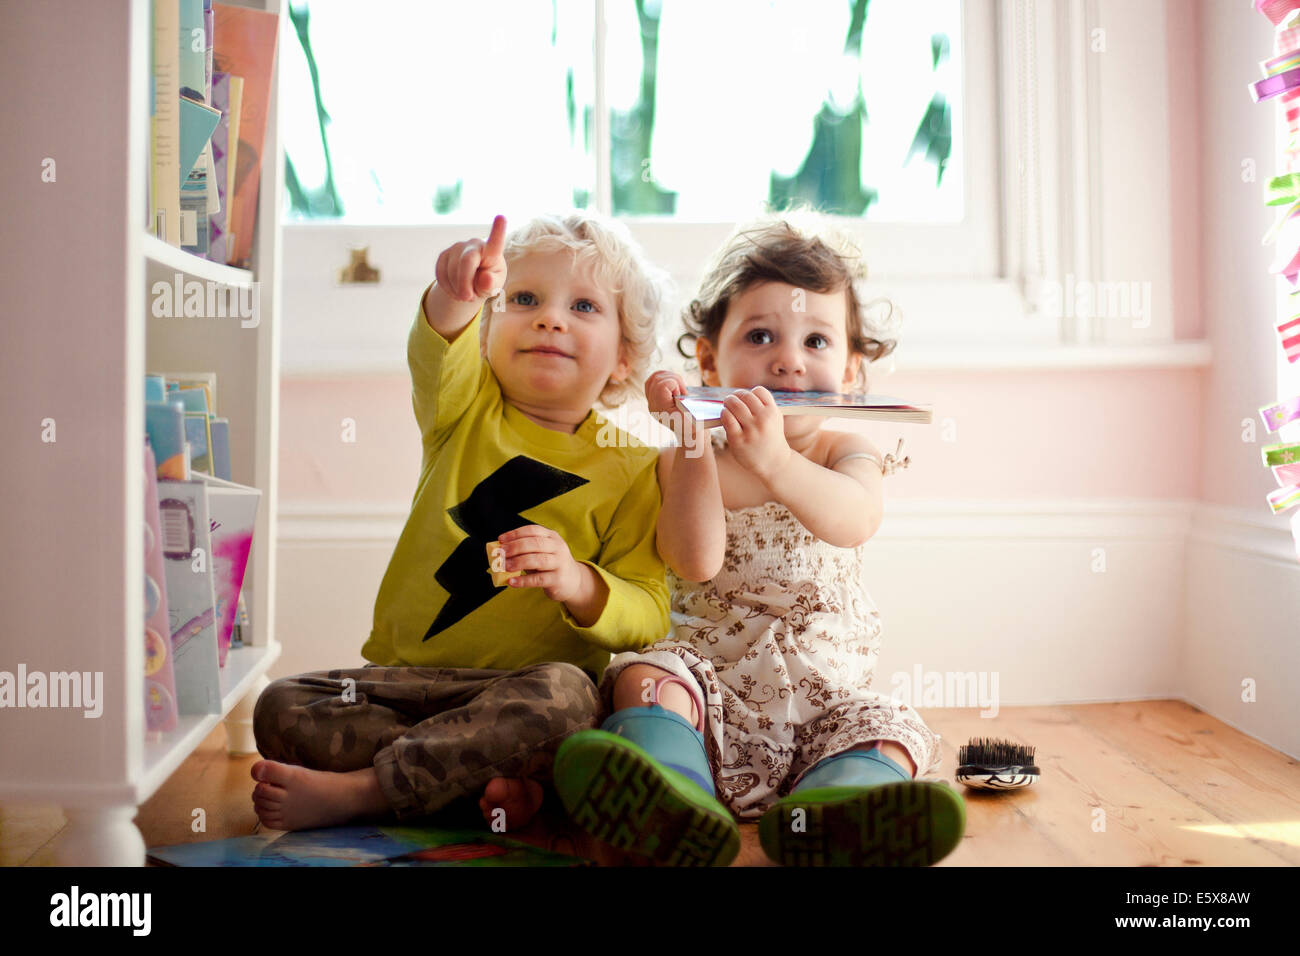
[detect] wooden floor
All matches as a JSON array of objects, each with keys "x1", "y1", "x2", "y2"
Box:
[{"x1": 5, "y1": 700, "x2": 1298, "y2": 866}]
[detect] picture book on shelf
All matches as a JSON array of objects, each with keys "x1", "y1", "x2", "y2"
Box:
[
  {"x1": 150, "y1": 0, "x2": 180, "y2": 243},
  {"x1": 145, "y1": 399, "x2": 188, "y2": 480},
  {"x1": 675, "y1": 386, "x2": 933, "y2": 426},
  {"x1": 212, "y1": 2, "x2": 279, "y2": 269},
  {"x1": 194, "y1": 472, "x2": 261, "y2": 667},
  {"x1": 155, "y1": 477, "x2": 220, "y2": 715},
  {"x1": 143, "y1": 441, "x2": 180, "y2": 735}
]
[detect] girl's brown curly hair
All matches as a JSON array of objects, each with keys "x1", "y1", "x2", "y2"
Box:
[{"x1": 676, "y1": 214, "x2": 897, "y2": 391}]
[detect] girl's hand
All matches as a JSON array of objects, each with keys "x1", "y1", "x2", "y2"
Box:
[
  {"x1": 720, "y1": 387, "x2": 792, "y2": 486},
  {"x1": 496, "y1": 525, "x2": 585, "y2": 604},
  {"x1": 434, "y1": 215, "x2": 507, "y2": 302}
]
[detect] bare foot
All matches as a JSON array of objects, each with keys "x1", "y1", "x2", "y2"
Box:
[
  {"x1": 478, "y1": 777, "x2": 545, "y2": 831},
  {"x1": 251, "y1": 760, "x2": 390, "y2": 831}
]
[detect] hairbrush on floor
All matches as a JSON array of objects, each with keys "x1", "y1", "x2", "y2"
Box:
[{"x1": 956, "y1": 738, "x2": 1040, "y2": 790}]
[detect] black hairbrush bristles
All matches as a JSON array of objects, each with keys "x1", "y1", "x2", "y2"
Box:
[
  {"x1": 956, "y1": 737, "x2": 1040, "y2": 790},
  {"x1": 958, "y1": 738, "x2": 1037, "y2": 768}
]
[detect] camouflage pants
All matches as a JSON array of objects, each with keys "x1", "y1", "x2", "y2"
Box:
[{"x1": 253, "y1": 662, "x2": 600, "y2": 821}]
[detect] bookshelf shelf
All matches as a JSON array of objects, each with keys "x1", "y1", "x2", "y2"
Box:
[
  {"x1": 143, "y1": 232, "x2": 254, "y2": 289},
  {"x1": 0, "y1": 0, "x2": 286, "y2": 866},
  {"x1": 141, "y1": 641, "x2": 282, "y2": 800}
]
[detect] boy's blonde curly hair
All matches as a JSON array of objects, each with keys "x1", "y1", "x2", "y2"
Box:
[
  {"x1": 678, "y1": 210, "x2": 899, "y2": 392},
  {"x1": 482, "y1": 211, "x2": 672, "y2": 409}
]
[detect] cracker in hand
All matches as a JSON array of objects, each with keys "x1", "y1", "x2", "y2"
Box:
[{"x1": 487, "y1": 540, "x2": 524, "y2": 587}]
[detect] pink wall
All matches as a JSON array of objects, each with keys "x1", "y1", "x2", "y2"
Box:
[{"x1": 278, "y1": 368, "x2": 1204, "y2": 503}]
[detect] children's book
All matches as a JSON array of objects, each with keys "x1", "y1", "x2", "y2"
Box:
[
  {"x1": 208, "y1": 418, "x2": 231, "y2": 480},
  {"x1": 145, "y1": 399, "x2": 188, "y2": 479},
  {"x1": 159, "y1": 372, "x2": 218, "y2": 419},
  {"x1": 194, "y1": 472, "x2": 260, "y2": 667},
  {"x1": 675, "y1": 386, "x2": 933, "y2": 426},
  {"x1": 146, "y1": 825, "x2": 592, "y2": 867},
  {"x1": 208, "y1": 71, "x2": 235, "y2": 262},
  {"x1": 155, "y1": 477, "x2": 221, "y2": 715},
  {"x1": 143, "y1": 441, "x2": 180, "y2": 735},
  {"x1": 212, "y1": 2, "x2": 279, "y2": 269},
  {"x1": 152, "y1": 0, "x2": 180, "y2": 244}
]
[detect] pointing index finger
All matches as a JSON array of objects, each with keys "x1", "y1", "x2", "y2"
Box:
[{"x1": 484, "y1": 215, "x2": 507, "y2": 260}]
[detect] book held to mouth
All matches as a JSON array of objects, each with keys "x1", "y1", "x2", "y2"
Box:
[{"x1": 674, "y1": 386, "x2": 933, "y2": 426}]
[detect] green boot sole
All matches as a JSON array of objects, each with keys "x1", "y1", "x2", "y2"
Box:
[
  {"x1": 758, "y1": 780, "x2": 966, "y2": 867},
  {"x1": 553, "y1": 730, "x2": 740, "y2": 867}
]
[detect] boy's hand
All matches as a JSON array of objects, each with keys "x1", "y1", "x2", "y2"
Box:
[
  {"x1": 496, "y1": 525, "x2": 587, "y2": 604},
  {"x1": 720, "y1": 387, "x2": 791, "y2": 486},
  {"x1": 435, "y1": 215, "x2": 507, "y2": 302},
  {"x1": 645, "y1": 369, "x2": 688, "y2": 416}
]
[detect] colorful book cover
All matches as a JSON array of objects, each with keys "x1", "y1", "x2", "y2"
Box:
[
  {"x1": 675, "y1": 386, "x2": 934, "y2": 426},
  {"x1": 195, "y1": 473, "x2": 260, "y2": 667},
  {"x1": 209, "y1": 418, "x2": 231, "y2": 481},
  {"x1": 225, "y1": 76, "x2": 244, "y2": 256},
  {"x1": 208, "y1": 72, "x2": 233, "y2": 262},
  {"x1": 146, "y1": 825, "x2": 592, "y2": 867},
  {"x1": 172, "y1": 385, "x2": 214, "y2": 474},
  {"x1": 178, "y1": 0, "x2": 206, "y2": 102},
  {"x1": 178, "y1": 95, "x2": 221, "y2": 184},
  {"x1": 204, "y1": 1, "x2": 219, "y2": 217},
  {"x1": 145, "y1": 400, "x2": 188, "y2": 480},
  {"x1": 145, "y1": 374, "x2": 167, "y2": 404},
  {"x1": 144, "y1": 441, "x2": 180, "y2": 735},
  {"x1": 212, "y1": 3, "x2": 279, "y2": 269},
  {"x1": 179, "y1": 96, "x2": 221, "y2": 252},
  {"x1": 162, "y1": 373, "x2": 218, "y2": 417},
  {"x1": 184, "y1": 414, "x2": 211, "y2": 474},
  {"x1": 155, "y1": 478, "x2": 221, "y2": 715}
]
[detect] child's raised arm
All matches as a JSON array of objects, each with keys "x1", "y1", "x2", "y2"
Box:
[
  {"x1": 647, "y1": 371, "x2": 726, "y2": 582},
  {"x1": 423, "y1": 214, "x2": 508, "y2": 342},
  {"x1": 721, "y1": 387, "x2": 882, "y2": 549}
]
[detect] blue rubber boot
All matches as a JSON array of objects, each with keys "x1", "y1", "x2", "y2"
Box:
[
  {"x1": 554, "y1": 705, "x2": 740, "y2": 866},
  {"x1": 794, "y1": 748, "x2": 912, "y2": 790},
  {"x1": 759, "y1": 746, "x2": 966, "y2": 867}
]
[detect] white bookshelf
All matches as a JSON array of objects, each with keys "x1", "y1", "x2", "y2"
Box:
[{"x1": 0, "y1": 0, "x2": 285, "y2": 865}]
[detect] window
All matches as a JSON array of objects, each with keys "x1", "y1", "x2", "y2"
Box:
[
  {"x1": 277, "y1": 0, "x2": 1180, "y2": 375},
  {"x1": 283, "y1": 0, "x2": 965, "y2": 225}
]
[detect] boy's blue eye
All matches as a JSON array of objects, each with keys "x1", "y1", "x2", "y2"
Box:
[
  {"x1": 574, "y1": 299, "x2": 597, "y2": 313},
  {"x1": 747, "y1": 329, "x2": 773, "y2": 345},
  {"x1": 511, "y1": 291, "x2": 537, "y2": 306}
]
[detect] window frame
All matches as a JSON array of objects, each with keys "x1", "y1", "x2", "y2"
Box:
[{"x1": 278, "y1": 0, "x2": 1180, "y2": 376}]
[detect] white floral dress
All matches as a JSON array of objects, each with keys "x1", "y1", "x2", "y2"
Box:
[{"x1": 602, "y1": 457, "x2": 942, "y2": 819}]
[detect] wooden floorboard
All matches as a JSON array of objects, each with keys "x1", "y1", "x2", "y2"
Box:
[{"x1": 5, "y1": 701, "x2": 1297, "y2": 867}]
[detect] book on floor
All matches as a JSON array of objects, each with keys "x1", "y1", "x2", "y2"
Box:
[{"x1": 146, "y1": 825, "x2": 592, "y2": 867}]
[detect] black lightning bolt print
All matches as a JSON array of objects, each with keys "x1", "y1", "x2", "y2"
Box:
[{"x1": 422, "y1": 456, "x2": 589, "y2": 641}]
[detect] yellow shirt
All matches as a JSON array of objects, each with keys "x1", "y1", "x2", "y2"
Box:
[{"x1": 361, "y1": 295, "x2": 670, "y2": 677}]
